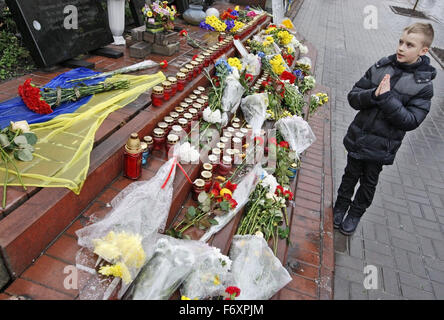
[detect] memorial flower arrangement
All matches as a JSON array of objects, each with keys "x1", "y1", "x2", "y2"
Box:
[
  {"x1": 269, "y1": 54, "x2": 286, "y2": 75},
  {"x1": 93, "y1": 231, "x2": 146, "y2": 284},
  {"x1": 309, "y1": 92, "x2": 329, "y2": 114},
  {"x1": 167, "y1": 180, "x2": 238, "y2": 239},
  {"x1": 18, "y1": 78, "x2": 130, "y2": 114},
  {"x1": 0, "y1": 121, "x2": 37, "y2": 208},
  {"x1": 142, "y1": 1, "x2": 177, "y2": 31}
]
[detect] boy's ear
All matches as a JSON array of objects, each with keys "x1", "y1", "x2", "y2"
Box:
[{"x1": 420, "y1": 46, "x2": 429, "y2": 56}]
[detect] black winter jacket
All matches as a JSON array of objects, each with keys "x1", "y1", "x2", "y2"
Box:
[{"x1": 344, "y1": 54, "x2": 436, "y2": 165}]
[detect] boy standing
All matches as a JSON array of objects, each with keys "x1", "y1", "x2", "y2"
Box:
[{"x1": 334, "y1": 23, "x2": 437, "y2": 235}]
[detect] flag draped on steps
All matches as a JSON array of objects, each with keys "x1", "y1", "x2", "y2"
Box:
[
  {"x1": 0, "y1": 69, "x2": 166, "y2": 194},
  {"x1": 0, "y1": 68, "x2": 107, "y2": 129}
]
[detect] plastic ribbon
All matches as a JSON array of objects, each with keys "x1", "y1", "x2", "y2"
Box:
[{"x1": 161, "y1": 157, "x2": 192, "y2": 189}]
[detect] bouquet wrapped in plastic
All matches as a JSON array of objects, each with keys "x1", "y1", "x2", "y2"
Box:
[
  {"x1": 129, "y1": 236, "x2": 227, "y2": 300},
  {"x1": 241, "y1": 53, "x2": 262, "y2": 76},
  {"x1": 240, "y1": 93, "x2": 269, "y2": 136},
  {"x1": 200, "y1": 163, "x2": 263, "y2": 242},
  {"x1": 180, "y1": 246, "x2": 233, "y2": 300},
  {"x1": 221, "y1": 75, "x2": 245, "y2": 114},
  {"x1": 229, "y1": 235, "x2": 292, "y2": 300},
  {"x1": 275, "y1": 115, "x2": 316, "y2": 155},
  {"x1": 75, "y1": 157, "x2": 177, "y2": 299}
]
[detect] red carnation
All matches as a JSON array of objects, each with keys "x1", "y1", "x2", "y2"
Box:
[
  {"x1": 159, "y1": 60, "x2": 168, "y2": 69},
  {"x1": 279, "y1": 141, "x2": 289, "y2": 149},
  {"x1": 192, "y1": 54, "x2": 198, "y2": 60},
  {"x1": 225, "y1": 286, "x2": 241, "y2": 297},
  {"x1": 245, "y1": 73, "x2": 254, "y2": 82},
  {"x1": 280, "y1": 71, "x2": 296, "y2": 84},
  {"x1": 284, "y1": 190, "x2": 294, "y2": 201},
  {"x1": 179, "y1": 29, "x2": 188, "y2": 37},
  {"x1": 225, "y1": 180, "x2": 237, "y2": 192},
  {"x1": 213, "y1": 181, "x2": 221, "y2": 192},
  {"x1": 229, "y1": 197, "x2": 238, "y2": 209},
  {"x1": 18, "y1": 79, "x2": 53, "y2": 114}
]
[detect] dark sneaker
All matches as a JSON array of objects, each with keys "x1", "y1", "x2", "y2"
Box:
[
  {"x1": 339, "y1": 213, "x2": 361, "y2": 236},
  {"x1": 333, "y1": 205, "x2": 349, "y2": 229}
]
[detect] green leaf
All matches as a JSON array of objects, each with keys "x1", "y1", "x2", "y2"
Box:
[
  {"x1": 13, "y1": 135, "x2": 27, "y2": 145},
  {"x1": 209, "y1": 218, "x2": 219, "y2": 225},
  {"x1": 220, "y1": 201, "x2": 230, "y2": 212},
  {"x1": 201, "y1": 205, "x2": 211, "y2": 213},
  {"x1": 23, "y1": 132, "x2": 37, "y2": 145},
  {"x1": 0, "y1": 134, "x2": 10, "y2": 147},
  {"x1": 14, "y1": 149, "x2": 33, "y2": 161},
  {"x1": 198, "y1": 192, "x2": 208, "y2": 204},
  {"x1": 187, "y1": 206, "x2": 196, "y2": 218}
]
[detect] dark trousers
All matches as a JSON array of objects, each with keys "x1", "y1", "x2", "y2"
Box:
[{"x1": 335, "y1": 155, "x2": 384, "y2": 217}]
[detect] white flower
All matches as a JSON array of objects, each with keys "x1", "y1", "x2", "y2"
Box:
[
  {"x1": 299, "y1": 44, "x2": 308, "y2": 55},
  {"x1": 255, "y1": 231, "x2": 264, "y2": 238},
  {"x1": 260, "y1": 173, "x2": 278, "y2": 194},
  {"x1": 291, "y1": 38, "x2": 300, "y2": 47},
  {"x1": 202, "y1": 107, "x2": 222, "y2": 124},
  {"x1": 10, "y1": 120, "x2": 30, "y2": 133},
  {"x1": 230, "y1": 67, "x2": 240, "y2": 80},
  {"x1": 265, "y1": 192, "x2": 274, "y2": 200},
  {"x1": 179, "y1": 142, "x2": 200, "y2": 163}
]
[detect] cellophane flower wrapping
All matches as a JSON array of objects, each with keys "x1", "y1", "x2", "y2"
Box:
[
  {"x1": 200, "y1": 163, "x2": 263, "y2": 243},
  {"x1": 129, "y1": 236, "x2": 219, "y2": 300},
  {"x1": 180, "y1": 246, "x2": 233, "y2": 300},
  {"x1": 240, "y1": 93, "x2": 269, "y2": 136},
  {"x1": 241, "y1": 53, "x2": 262, "y2": 76},
  {"x1": 229, "y1": 235, "x2": 292, "y2": 300},
  {"x1": 221, "y1": 75, "x2": 245, "y2": 114},
  {"x1": 275, "y1": 115, "x2": 316, "y2": 155},
  {"x1": 75, "y1": 157, "x2": 177, "y2": 300}
]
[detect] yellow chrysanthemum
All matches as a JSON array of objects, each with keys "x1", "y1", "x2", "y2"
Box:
[
  {"x1": 231, "y1": 20, "x2": 245, "y2": 33},
  {"x1": 281, "y1": 18, "x2": 294, "y2": 30},
  {"x1": 270, "y1": 54, "x2": 285, "y2": 75},
  {"x1": 266, "y1": 36, "x2": 274, "y2": 43},
  {"x1": 234, "y1": 5, "x2": 240, "y2": 11},
  {"x1": 213, "y1": 275, "x2": 221, "y2": 286},
  {"x1": 228, "y1": 57, "x2": 242, "y2": 71},
  {"x1": 99, "y1": 262, "x2": 132, "y2": 284},
  {"x1": 265, "y1": 27, "x2": 276, "y2": 34},
  {"x1": 277, "y1": 30, "x2": 293, "y2": 45}
]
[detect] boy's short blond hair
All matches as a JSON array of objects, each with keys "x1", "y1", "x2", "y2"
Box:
[{"x1": 404, "y1": 23, "x2": 434, "y2": 48}]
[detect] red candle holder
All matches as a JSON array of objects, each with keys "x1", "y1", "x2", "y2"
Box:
[{"x1": 151, "y1": 86, "x2": 164, "y2": 107}]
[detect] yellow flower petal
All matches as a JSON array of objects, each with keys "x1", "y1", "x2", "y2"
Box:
[{"x1": 220, "y1": 188, "x2": 232, "y2": 197}]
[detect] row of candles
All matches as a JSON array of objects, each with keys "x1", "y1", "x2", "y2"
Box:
[{"x1": 150, "y1": 11, "x2": 268, "y2": 107}]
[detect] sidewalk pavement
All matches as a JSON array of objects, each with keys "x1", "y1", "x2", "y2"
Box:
[{"x1": 293, "y1": 0, "x2": 444, "y2": 299}]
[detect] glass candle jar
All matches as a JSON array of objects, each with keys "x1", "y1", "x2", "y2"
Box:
[
  {"x1": 219, "y1": 32, "x2": 226, "y2": 42},
  {"x1": 179, "y1": 102, "x2": 189, "y2": 111},
  {"x1": 288, "y1": 162, "x2": 298, "y2": 180},
  {"x1": 195, "y1": 98, "x2": 205, "y2": 110},
  {"x1": 227, "y1": 127, "x2": 235, "y2": 135},
  {"x1": 232, "y1": 122, "x2": 240, "y2": 130},
  {"x1": 197, "y1": 86, "x2": 205, "y2": 94},
  {"x1": 220, "y1": 136, "x2": 229, "y2": 149},
  {"x1": 166, "y1": 134, "x2": 179, "y2": 156},
  {"x1": 235, "y1": 131, "x2": 245, "y2": 145},
  {"x1": 192, "y1": 90, "x2": 200, "y2": 97},
  {"x1": 183, "y1": 113, "x2": 193, "y2": 132},
  {"x1": 192, "y1": 179, "x2": 205, "y2": 201},
  {"x1": 200, "y1": 95, "x2": 209, "y2": 107},
  {"x1": 193, "y1": 102, "x2": 203, "y2": 118},
  {"x1": 232, "y1": 137, "x2": 242, "y2": 151},
  {"x1": 188, "y1": 107, "x2": 198, "y2": 121},
  {"x1": 232, "y1": 149, "x2": 241, "y2": 165},
  {"x1": 152, "y1": 128, "x2": 166, "y2": 151},
  {"x1": 226, "y1": 149, "x2": 235, "y2": 162},
  {"x1": 143, "y1": 135, "x2": 154, "y2": 155},
  {"x1": 195, "y1": 58, "x2": 204, "y2": 73},
  {"x1": 185, "y1": 64, "x2": 194, "y2": 81},
  {"x1": 208, "y1": 154, "x2": 219, "y2": 172},
  {"x1": 212, "y1": 148, "x2": 221, "y2": 161},
  {"x1": 232, "y1": 117, "x2": 240, "y2": 124},
  {"x1": 203, "y1": 52, "x2": 211, "y2": 67},
  {"x1": 203, "y1": 162, "x2": 213, "y2": 173},
  {"x1": 157, "y1": 121, "x2": 168, "y2": 135},
  {"x1": 201, "y1": 170, "x2": 213, "y2": 192},
  {"x1": 216, "y1": 142, "x2": 225, "y2": 155},
  {"x1": 167, "y1": 77, "x2": 178, "y2": 96},
  {"x1": 171, "y1": 125, "x2": 184, "y2": 139},
  {"x1": 178, "y1": 118, "x2": 189, "y2": 133},
  {"x1": 188, "y1": 94, "x2": 198, "y2": 101},
  {"x1": 175, "y1": 106, "x2": 185, "y2": 116},
  {"x1": 162, "y1": 81, "x2": 172, "y2": 101},
  {"x1": 124, "y1": 133, "x2": 142, "y2": 180},
  {"x1": 184, "y1": 98, "x2": 193, "y2": 106},
  {"x1": 218, "y1": 156, "x2": 232, "y2": 176},
  {"x1": 152, "y1": 86, "x2": 164, "y2": 107},
  {"x1": 176, "y1": 72, "x2": 187, "y2": 92},
  {"x1": 191, "y1": 61, "x2": 200, "y2": 77},
  {"x1": 140, "y1": 142, "x2": 149, "y2": 166},
  {"x1": 169, "y1": 111, "x2": 179, "y2": 124},
  {"x1": 164, "y1": 116, "x2": 174, "y2": 134},
  {"x1": 223, "y1": 132, "x2": 233, "y2": 140}
]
